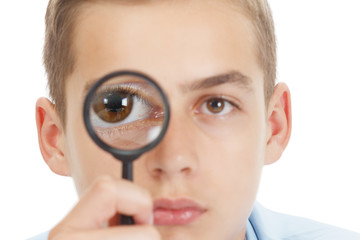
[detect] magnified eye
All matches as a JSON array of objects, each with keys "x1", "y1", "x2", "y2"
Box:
[
  {"x1": 90, "y1": 87, "x2": 155, "y2": 129},
  {"x1": 93, "y1": 91, "x2": 134, "y2": 123}
]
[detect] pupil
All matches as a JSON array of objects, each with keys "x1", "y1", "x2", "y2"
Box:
[
  {"x1": 207, "y1": 99, "x2": 224, "y2": 114},
  {"x1": 104, "y1": 94, "x2": 128, "y2": 112},
  {"x1": 93, "y1": 91, "x2": 134, "y2": 123}
]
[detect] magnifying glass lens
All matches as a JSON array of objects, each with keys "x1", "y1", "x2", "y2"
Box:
[{"x1": 88, "y1": 74, "x2": 166, "y2": 151}]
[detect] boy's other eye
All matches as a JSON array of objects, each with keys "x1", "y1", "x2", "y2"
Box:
[{"x1": 200, "y1": 97, "x2": 237, "y2": 116}]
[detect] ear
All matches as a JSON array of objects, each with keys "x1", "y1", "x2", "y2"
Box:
[
  {"x1": 264, "y1": 82, "x2": 292, "y2": 165},
  {"x1": 35, "y1": 97, "x2": 70, "y2": 176}
]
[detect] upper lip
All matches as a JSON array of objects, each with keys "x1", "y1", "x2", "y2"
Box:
[{"x1": 153, "y1": 198, "x2": 206, "y2": 211}]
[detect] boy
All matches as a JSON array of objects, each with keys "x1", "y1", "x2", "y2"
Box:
[{"x1": 31, "y1": 0, "x2": 360, "y2": 239}]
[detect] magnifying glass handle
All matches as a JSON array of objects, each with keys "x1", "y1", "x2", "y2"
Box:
[
  {"x1": 119, "y1": 162, "x2": 135, "y2": 225},
  {"x1": 122, "y1": 162, "x2": 133, "y2": 181}
]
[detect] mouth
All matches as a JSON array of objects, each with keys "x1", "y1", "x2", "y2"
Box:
[{"x1": 153, "y1": 198, "x2": 206, "y2": 225}]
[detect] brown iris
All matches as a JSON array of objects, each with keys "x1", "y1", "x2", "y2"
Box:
[
  {"x1": 206, "y1": 98, "x2": 225, "y2": 114},
  {"x1": 92, "y1": 91, "x2": 134, "y2": 123}
]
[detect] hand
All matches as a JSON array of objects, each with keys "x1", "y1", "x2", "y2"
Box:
[{"x1": 48, "y1": 176, "x2": 160, "y2": 240}]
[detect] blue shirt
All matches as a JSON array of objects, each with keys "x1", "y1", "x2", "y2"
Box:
[
  {"x1": 245, "y1": 203, "x2": 360, "y2": 240},
  {"x1": 29, "y1": 202, "x2": 360, "y2": 240}
]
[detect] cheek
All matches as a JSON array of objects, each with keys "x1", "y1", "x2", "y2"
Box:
[
  {"x1": 198, "y1": 113, "x2": 265, "y2": 208},
  {"x1": 197, "y1": 107, "x2": 266, "y2": 169},
  {"x1": 199, "y1": 118, "x2": 265, "y2": 192},
  {"x1": 183, "y1": 117, "x2": 264, "y2": 237}
]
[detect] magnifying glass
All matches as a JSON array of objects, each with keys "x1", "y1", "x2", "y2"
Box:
[{"x1": 83, "y1": 70, "x2": 170, "y2": 224}]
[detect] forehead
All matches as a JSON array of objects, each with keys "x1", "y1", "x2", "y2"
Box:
[{"x1": 71, "y1": 0, "x2": 263, "y2": 94}]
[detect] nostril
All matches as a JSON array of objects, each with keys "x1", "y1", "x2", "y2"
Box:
[
  {"x1": 146, "y1": 149, "x2": 198, "y2": 177},
  {"x1": 153, "y1": 168, "x2": 163, "y2": 177},
  {"x1": 180, "y1": 167, "x2": 192, "y2": 175}
]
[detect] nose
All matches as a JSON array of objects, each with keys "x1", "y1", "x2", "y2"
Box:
[{"x1": 145, "y1": 112, "x2": 199, "y2": 178}]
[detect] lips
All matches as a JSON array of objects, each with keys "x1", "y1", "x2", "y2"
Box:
[{"x1": 153, "y1": 198, "x2": 206, "y2": 225}]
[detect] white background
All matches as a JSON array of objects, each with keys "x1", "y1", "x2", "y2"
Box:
[{"x1": 0, "y1": 1, "x2": 359, "y2": 239}]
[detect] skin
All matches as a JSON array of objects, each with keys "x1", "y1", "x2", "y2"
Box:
[{"x1": 36, "y1": 1, "x2": 291, "y2": 239}]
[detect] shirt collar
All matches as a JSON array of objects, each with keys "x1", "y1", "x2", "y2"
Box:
[{"x1": 245, "y1": 219, "x2": 258, "y2": 240}]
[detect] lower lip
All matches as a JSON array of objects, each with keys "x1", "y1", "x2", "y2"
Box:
[{"x1": 153, "y1": 207, "x2": 204, "y2": 225}]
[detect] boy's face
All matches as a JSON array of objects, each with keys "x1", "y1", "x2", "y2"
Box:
[{"x1": 60, "y1": 1, "x2": 277, "y2": 239}]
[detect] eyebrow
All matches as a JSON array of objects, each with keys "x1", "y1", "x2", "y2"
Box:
[{"x1": 181, "y1": 70, "x2": 252, "y2": 93}]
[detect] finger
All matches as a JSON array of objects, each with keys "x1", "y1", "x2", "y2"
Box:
[
  {"x1": 50, "y1": 225, "x2": 161, "y2": 240},
  {"x1": 62, "y1": 176, "x2": 153, "y2": 229}
]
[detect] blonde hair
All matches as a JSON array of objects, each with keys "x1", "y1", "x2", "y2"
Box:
[{"x1": 44, "y1": 0, "x2": 276, "y2": 125}]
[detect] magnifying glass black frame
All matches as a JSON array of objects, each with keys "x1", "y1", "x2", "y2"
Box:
[{"x1": 83, "y1": 70, "x2": 170, "y2": 224}]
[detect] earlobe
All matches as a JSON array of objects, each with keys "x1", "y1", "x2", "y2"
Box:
[
  {"x1": 264, "y1": 83, "x2": 292, "y2": 165},
  {"x1": 35, "y1": 97, "x2": 70, "y2": 176}
]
